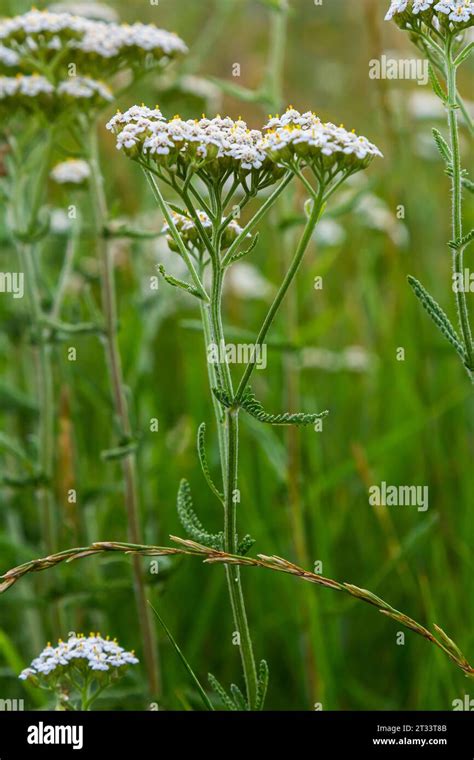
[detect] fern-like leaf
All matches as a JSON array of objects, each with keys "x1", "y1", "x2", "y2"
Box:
[
  {"x1": 226, "y1": 232, "x2": 260, "y2": 265},
  {"x1": 197, "y1": 423, "x2": 224, "y2": 503},
  {"x1": 432, "y1": 128, "x2": 452, "y2": 166},
  {"x1": 255, "y1": 660, "x2": 269, "y2": 710},
  {"x1": 158, "y1": 264, "x2": 205, "y2": 300},
  {"x1": 208, "y1": 673, "x2": 238, "y2": 710},
  {"x1": 177, "y1": 479, "x2": 223, "y2": 550},
  {"x1": 237, "y1": 534, "x2": 255, "y2": 555},
  {"x1": 230, "y1": 684, "x2": 248, "y2": 710},
  {"x1": 240, "y1": 387, "x2": 328, "y2": 426},
  {"x1": 428, "y1": 64, "x2": 447, "y2": 103},
  {"x1": 213, "y1": 385, "x2": 328, "y2": 425},
  {"x1": 408, "y1": 276, "x2": 466, "y2": 361},
  {"x1": 448, "y1": 229, "x2": 474, "y2": 252}
]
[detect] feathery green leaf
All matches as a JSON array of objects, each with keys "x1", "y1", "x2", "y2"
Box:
[
  {"x1": 255, "y1": 659, "x2": 269, "y2": 710},
  {"x1": 208, "y1": 673, "x2": 238, "y2": 710},
  {"x1": 197, "y1": 423, "x2": 224, "y2": 503},
  {"x1": 158, "y1": 264, "x2": 206, "y2": 300},
  {"x1": 177, "y1": 479, "x2": 223, "y2": 550},
  {"x1": 432, "y1": 128, "x2": 452, "y2": 165},
  {"x1": 407, "y1": 276, "x2": 466, "y2": 361}
]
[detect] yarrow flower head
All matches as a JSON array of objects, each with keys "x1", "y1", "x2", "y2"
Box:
[
  {"x1": 50, "y1": 158, "x2": 90, "y2": 185},
  {"x1": 19, "y1": 633, "x2": 139, "y2": 710},
  {"x1": 0, "y1": 9, "x2": 187, "y2": 83},
  {"x1": 57, "y1": 75, "x2": 113, "y2": 105},
  {"x1": 19, "y1": 633, "x2": 139, "y2": 682},
  {"x1": 0, "y1": 72, "x2": 112, "y2": 116},
  {"x1": 385, "y1": 0, "x2": 474, "y2": 29},
  {"x1": 106, "y1": 106, "x2": 286, "y2": 191},
  {"x1": 262, "y1": 107, "x2": 383, "y2": 182},
  {"x1": 0, "y1": 73, "x2": 54, "y2": 113}
]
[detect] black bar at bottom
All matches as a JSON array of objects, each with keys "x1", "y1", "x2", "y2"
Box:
[{"x1": 0, "y1": 710, "x2": 472, "y2": 757}]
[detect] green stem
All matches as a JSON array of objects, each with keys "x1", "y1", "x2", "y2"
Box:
[
  {"x1": 87, "y1": 123, "x2": 161, "y2": 698},
  {"x1": 445, "y1": 36, "x2": 473, "y2": 377},
  {"x1": 235, "y1": 189, "x2": 325, "y2": 401},
  {"x1": 207, "y1": 243, "x2": 258, "y2": 709}
]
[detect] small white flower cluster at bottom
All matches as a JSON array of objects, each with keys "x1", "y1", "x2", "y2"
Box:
[{"x1": 19, "y1": 633, "x2": 139, "y2": 680}]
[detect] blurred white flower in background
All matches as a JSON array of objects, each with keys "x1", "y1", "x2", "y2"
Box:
[
  {"x1": 51, "y1": 159, "x2": 91, "y2": 185},
  {"x1": 50, "y1": 208, "x2": 73, "y2": 234},
  {"x1": 314, "y1": 218, "x2": 346, "y2": 247},
  {"x1": 301, "y1": 346, "x2": 374, "y2": 373},
  {"x1": 225, "y1": 262, "x2": 274, "y2": 300},
  {"x1": 356, "y1": 194, "x2": 409, "y2": 247},
  {"x1": 48, "y1": 1, "x2": 120, "y2": 22}
]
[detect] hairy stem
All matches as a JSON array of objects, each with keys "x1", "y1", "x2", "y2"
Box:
[{"x1": 207, "y1": 251, "x2": 258, "y2": 709}]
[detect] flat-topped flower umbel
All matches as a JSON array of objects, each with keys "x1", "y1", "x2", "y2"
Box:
[
  {"x1": 107, "y1": 105, "x2": 382, "y2": 198},
  {"x1": 0, "y1": 9, "x2": 187, "y2": 74},
  {"x1": 19, "y1": 633, "x2": 139, "y2": 710},
  {"x1": 19, "y1": 633, "x2": 139, "y2": 680},
  {"x1": 0, "y1": 8, "x2": 188, "y2": 113},
  {"x1": 107, "y1": 107, "x2": 284, "y2": 191},
  {"x1": 262, "y1": 108, "x2": 382, "y2": 182},
  {"x1": 386, "y1": 0, "x2": 474, "y2": 27}
]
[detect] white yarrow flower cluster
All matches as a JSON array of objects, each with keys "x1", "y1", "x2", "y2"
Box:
[
  {"x1": 71, "y1": 19, "x2": 188, "y2": 62},
  {"x1": 0, "y1": 72, "x2": 112, "y2": 111},
  {"x1": 19, "y1": 634, "x2": 139, "y2": 680},
  {"x1": 0, "y1": 73, "x2": 54, "y2": 102},
  {"x1": 386, "y1": 0, "x2": 474, "y2": 24},
  {"x1": 106, "y1": 107, "x2": 281, "y2": 183},
  {"x1": 0, "y1": 9, "x2": 187, "y2": 75},
  {"x1": 0, "y1": 9, "x2": 86, "y2": 41},
  {"x1": 0, "y1": 44, "x2": 19, "y2": 67},
  {"x1": 57, "y1": 75, "x2": 112, "y2": 102},
  {"x1": 262, "y1": 107, "x2": 382, "y2": 176},
  {"x1": 51, "y1": 159, "x2": 91, "y2": 185}
]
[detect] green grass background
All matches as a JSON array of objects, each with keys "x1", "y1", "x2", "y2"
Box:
[{"x1": 0, "y1": 0, "x2": 473, "y2": 710}]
